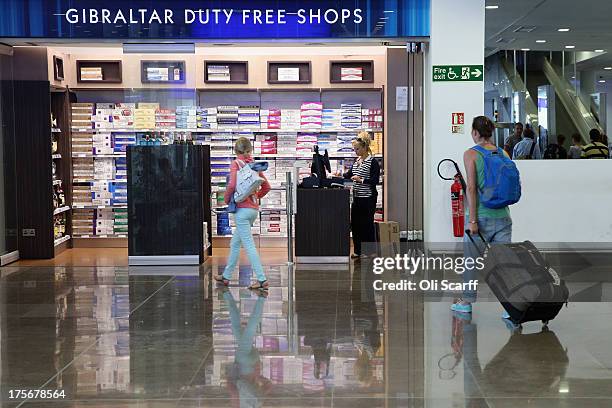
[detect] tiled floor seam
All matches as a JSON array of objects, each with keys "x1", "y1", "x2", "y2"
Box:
[{"x1": 14, "y1": 276, "x2": 177, "y2": 408}]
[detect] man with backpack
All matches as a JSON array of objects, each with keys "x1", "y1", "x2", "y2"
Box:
[
  {"x1": 543, "y1": 134, "x2": 567, "y2": 159},
  {"x1": 512, "y1": 127, "x2": 541, "y2": 160}
]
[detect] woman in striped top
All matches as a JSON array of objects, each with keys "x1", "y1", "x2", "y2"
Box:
[{"x1": 342, "y1": 133, "x2": 381, "y2": 258}]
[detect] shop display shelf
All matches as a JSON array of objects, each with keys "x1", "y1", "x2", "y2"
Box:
[
  {"x1": 51, "y1": 128, "x2": 62, "y2": 133},
  {"x1": 204, "y1": 60, "x2": 249, "y2": 84},
  {"x1": 73, "y1": 204, "x2": 127, "y2": 209},
  {"x1": 53, "y1": 206, "x2": 71, "y2": 216},
  {"x1": 52, "y1": 154, "x2": 62, "y2": 159},
  {"x1": 76, "y1": 60, "x2": 122, "y2": 83},
  {"x1": 71, "y1": 127, "x2": 382, "y2": 134},
  {"x1": 73, "y1": 234, "x2": 127, "y2": 239},
  {"x1": 329, "y1": 60, "x2": 375, "y2": 83},
  {"x1": 73, "y1": 178, "x2": 127, "y2": 183},
  {"x1": 72, "y1": 153, "x2": 126, "y2": 158},
  {"x1": 141, "y1": 60, "x2": 186, "y2": 84},
  {"x1": 250, "y1": 154, "x2": 380, "y2": 159},
  {"x1": 52, "y1": 179, "x2": 62, "y2": 186},
  {"x1": 267, "y1": 61, "x2": 312, "y2": 84},
  {"x1": 69, "y1": 86, "x2": 383, "y2": 251},
  {"x1": 53, "y1": 235, "x2": 71, "y2": 247}
]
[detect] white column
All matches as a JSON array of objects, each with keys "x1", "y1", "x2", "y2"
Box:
[{"x1": 424, "y1": 0, "x2": 485, "y2": 244}]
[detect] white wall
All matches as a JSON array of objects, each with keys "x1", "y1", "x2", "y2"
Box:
[
  {"x1": 425, "y1": 1, "x2": 612, "y2": 247},
  {"x1": 512, "y1": 160, "x2": 612, "y2": 246},
  {"x1": 425, "y1": 0, "x2": 485, "y2": 243}
]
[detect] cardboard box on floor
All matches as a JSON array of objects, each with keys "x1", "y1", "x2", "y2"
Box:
[{"x1": 377, "y1": 221, "x2": 400, "y2": 257}]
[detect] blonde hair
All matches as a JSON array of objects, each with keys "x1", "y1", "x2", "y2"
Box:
[
  {"x1": 234, "y1": 137, "x2": 253, "y2": 155},
  {"x1": 352, "y1": 132, "x2": 372, "y2": 155}
]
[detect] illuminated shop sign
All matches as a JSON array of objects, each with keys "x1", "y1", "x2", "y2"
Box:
[{"x1": 0, "y1": 0, "x2": 430, "y2": 39}]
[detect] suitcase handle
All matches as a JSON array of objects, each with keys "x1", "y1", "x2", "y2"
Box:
[{"x1": 465, "y1": 229, "x2": 490, "y2": 255}]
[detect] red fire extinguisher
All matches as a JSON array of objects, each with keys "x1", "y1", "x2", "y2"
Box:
[{"x1": 451, "y1": 176, "x2": 464, "y2": 237}]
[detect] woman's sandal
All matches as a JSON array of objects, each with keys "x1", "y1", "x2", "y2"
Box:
[
  {"x1": 248, "y1": 280, "x2": 269, "y2": 291},
  {"x1": 213, "y1": 274, "x2": 230, "y2": 286}
]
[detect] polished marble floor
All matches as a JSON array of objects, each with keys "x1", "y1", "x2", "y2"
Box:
[{"x1": 1, "y1": 256, "x2": 612, "y2": 407}]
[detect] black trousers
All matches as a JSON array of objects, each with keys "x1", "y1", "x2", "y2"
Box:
[{"x1": 351, "y1": 196, "x2": 377, "y2": 255}]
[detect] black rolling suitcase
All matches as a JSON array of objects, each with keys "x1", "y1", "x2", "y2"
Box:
[{"x1": 468, "y1": 232, "x2": 569, "y2": 326}]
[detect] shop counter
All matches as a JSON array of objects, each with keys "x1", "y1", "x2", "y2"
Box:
[{"x1": 295, "y1": 188, "x2": 350, "y2": 263}]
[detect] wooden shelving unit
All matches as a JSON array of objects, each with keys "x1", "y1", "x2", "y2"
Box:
[
  {"x1": 66, "y1": 60, "x2": 384, "y2": 247},
  {"x1": 76, "y1": 60, "x2": 122, "y2": 84},
  {"x1": 141, "y1": 60, "x2": 186, "y2": 84},
  {"x1": 329, "y1": 60, "x2": 374, "y2": 83},
  {"x1": 14, "y1": 80, "x2": 73, "y2": 258},
  {"x1": 204, "y1": 61, "x2": 249, "y2": 84},
  {"x1": 267, "y1": 61, "x2": 312, "y2": 84}
]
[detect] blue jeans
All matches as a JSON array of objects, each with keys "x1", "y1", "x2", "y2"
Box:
[
  {"x1": 223, "y1": 208, "x2": 266, "y2": 282},
  {"x1": 462, "y1": 216, "x2": 512, "y2": 302}
]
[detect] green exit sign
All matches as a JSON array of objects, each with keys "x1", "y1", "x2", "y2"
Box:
[{"x1": 433, "y1": 65, "x2": 483, "y2": 81}]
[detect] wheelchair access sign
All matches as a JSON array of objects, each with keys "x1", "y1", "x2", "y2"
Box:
[{"x1": 433, "y1": 65, "x2": 483, "y2": 82}]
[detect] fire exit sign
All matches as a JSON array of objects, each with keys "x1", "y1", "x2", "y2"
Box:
[{"x1": 433, "y1": 65, "x2": 483, "y2": 82}]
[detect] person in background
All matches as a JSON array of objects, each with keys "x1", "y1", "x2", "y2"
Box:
[
  {"x1": 452, "y1": 116, "x2": 512, "y2": 317},
  {"x1": 581, "y1": 128, "x2": 609, "y2": 159},
  {"x1": 557, "y1": 135, "x2": 568, "y2": 159},
  {"x1": 543, "y1": 134, "x2": 567, "y2": 159},
  {"x1": 568, "y1": 133, "x2": 583, "y2": 159},
  {"x1": 512, "y1": 127, "x2": 541, "y2": 160},
  {"x1": 342, "y1": 132, "x2": 381, "y2": 259},
  {"x1": 215, "y1": 137, "x2": 271, "y2": 290},
  {"x1": 603, "y1": 134, "x2": 609, "y2": 157},
  {"x1": 504, "y1": 122, "x2": 523, "y2": 156}
]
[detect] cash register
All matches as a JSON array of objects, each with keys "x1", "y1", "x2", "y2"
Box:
[{"x1": 299, "y1": 145, "x2": 345, "y2": 189}]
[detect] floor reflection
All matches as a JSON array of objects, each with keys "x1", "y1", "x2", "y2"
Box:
[{"x1": 0, "y1": 262, "x2": 611, "y2": 407}]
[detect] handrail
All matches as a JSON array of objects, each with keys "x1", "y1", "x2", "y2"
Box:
[{"x1": 542, "y1": 57, "x2": 603, "y2": 142}]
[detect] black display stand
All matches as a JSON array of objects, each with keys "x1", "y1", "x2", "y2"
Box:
[
  {"x1": 295, "y1": 188, "x2": 350, "y2": 263},
  {"x1": 127, "y1": 145, "x2": 212, "y2": 265}
]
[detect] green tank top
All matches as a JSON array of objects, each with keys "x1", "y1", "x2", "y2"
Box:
[{"x1": 468, "y1": 145, "x2": 511, "y2": 219}]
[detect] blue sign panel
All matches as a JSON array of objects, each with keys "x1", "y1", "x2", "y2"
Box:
[{"x1": 0, "y1": 0, "x2": 430, "y2": 39}]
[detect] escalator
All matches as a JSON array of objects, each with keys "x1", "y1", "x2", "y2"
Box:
[{"x1": 541, "y1": 57, "x2": 603, "y2": 141}]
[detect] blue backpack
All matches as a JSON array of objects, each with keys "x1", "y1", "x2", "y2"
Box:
[{"x1": 471, "y1": 145, "x2": 521, "y2": 208}]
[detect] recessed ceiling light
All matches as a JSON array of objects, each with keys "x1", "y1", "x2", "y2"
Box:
[
  {"x1": 379, "y1": 17, "x2": 389, "y2": 20},
  {"x1": 536, "y1": 40, "x2": 547, "y2": 43},
  {"x1": 599, "y1": 80, "x2": 606, "y2": 83},
  {"x1": 604, "y1": 67, "x2": 612, "y2": 70},
  {"x1": 558, "y1": 28, "x2": 570, "y2": 32},
  {"x1": 521, "y1": 48, "x2": 530, "y2": 51},
  {"x1": 595, "y1": 49, "x2": 605, "y2": 52},
  {"x1": 565, "y1": 45, "x2": 575, "y2": 49},
  {"x1": 383, "y1": 10, "x2": 395, "y2": 13},
  {"x1": 485, "y1": 5, "x2": 499, "y2": 9}
]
